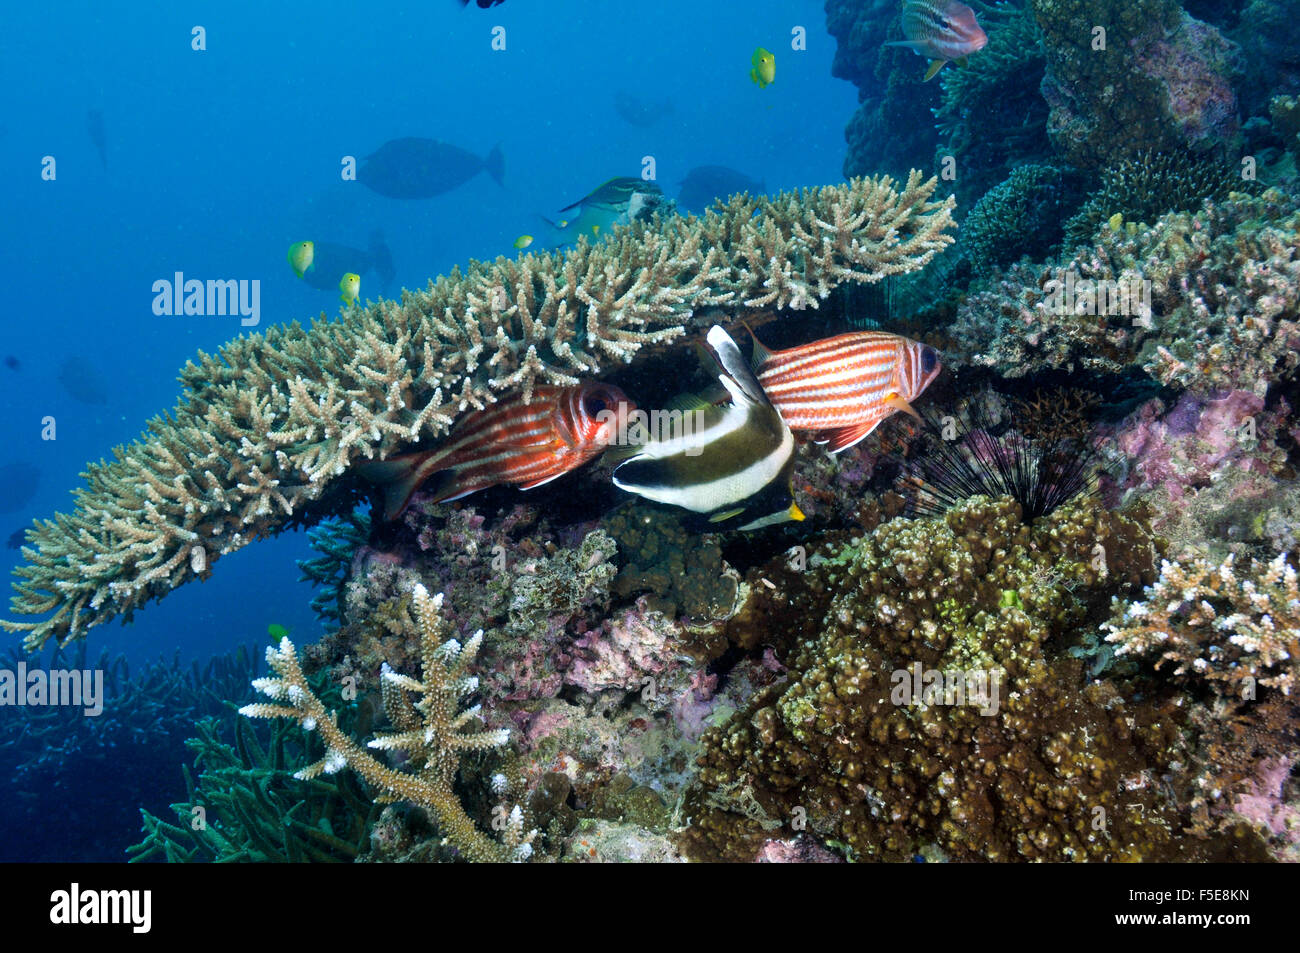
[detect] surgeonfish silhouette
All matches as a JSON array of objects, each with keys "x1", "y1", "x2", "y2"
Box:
[{"x1": 359, "y1": 137, "x2": 505, "y2": 199}]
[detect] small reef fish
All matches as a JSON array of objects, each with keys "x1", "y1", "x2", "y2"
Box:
[
  {"x1": 549, "y1": 177, "x2": 668, "y2": 242},
  {"x1": 677, "y1": 165, "x2": 766, "y2": 214},
  {"x1": 339, "y1": 273, "x2": 361, "y2": 307},
  {"x1": 6, "y1": 528, "x2": 26, "y2": 550},
  {"x1": 4, "y1": 355, "x2": 19, "y2": 371},
  {"x1": 359, "y1": 137, "x2": 504, "y2": 199},
  {"x1": 459, "y1": 0, "x2": 505, "y2": 7},
  {"x1": 752, "y1": 329, "x2": 942, "y2": 453},
  {"x1": 287, "y1": 241, "x2": 315, "y2": 279},
  {"x1": 514, "y1": 234, "x2": 534, "y2": 249},
  {"x1": 359, "y1": 382, "x2": 635, "y2": 522},
  {"x1": 884, "y1": 0, "x2": 988, "y2": 82},
  {"x1": 612, "y1": 325, "x2": 804, "y2": 531},
  {"x1": 750, "y1": 47, "x2": 775, "y2": 88}
]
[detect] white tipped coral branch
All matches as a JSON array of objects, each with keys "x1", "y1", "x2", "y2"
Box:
[
  {"x1": 1103, "y1": 549, "x2": 1300, "y2": 696},
  {"x1": 5, "y1": 174, "x2": 954, "y2": 652},
  {"x1": 241, "y1": 589, "x2": 537, "y2": 862}
]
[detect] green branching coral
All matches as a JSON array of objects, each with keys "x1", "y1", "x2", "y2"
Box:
[
  {"x1": 4, "y1": 174, "x2": 955, "y2": 653},
  {"x1": 298, "y1": 509, "x2": 371, "y2": 624},
  {"x1": 680, "y1": 495, "x2": 1255, "y2": 862},
  {"x1": 962, "y1": 164, "x2": 1082, "y2": 274},
  {"x1": 951, "y1": 189, "x2": 1300, "y2": 394},
  {"x1": 1063, "y1": 150, "x2": 1242, "y2": 247},
  {"x1": 242, "y1": 584, "x2": 537, "y2": 862},
  {"x1": 128, "y1": 714, "x2": 377, "y2": 863}
]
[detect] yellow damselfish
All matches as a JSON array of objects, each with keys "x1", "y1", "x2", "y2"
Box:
[
  {"x1": 750, "y1": 47, "x2": 775, "y2": 88},
  {"x1": 339, "y1": 272, "x2": 360, "y2": 307},
  {"x1": 514, "y1": 234, "x2": 534, "y2": 249},
  {"x1": 287, "y1": 240, "x2": 314, "y2": 279}
]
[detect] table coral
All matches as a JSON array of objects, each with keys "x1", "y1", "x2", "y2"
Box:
[{"x1": 5, "y1": 174, "x2": 955, "y2": 652}]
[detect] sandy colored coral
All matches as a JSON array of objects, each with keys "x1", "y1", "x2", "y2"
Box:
[
  {"x1": 241, "y1": 584, "x2": 536, "y2": 862},
  {"x1": 4, "y1": 174, "x2": 955, "y2": 652},
  {"x1": 1103, "y1": 548, "x2": 1300, "y2": 696},
  {"x1": 952, "y1": 189, "x2": 1300, "y2": 394}
]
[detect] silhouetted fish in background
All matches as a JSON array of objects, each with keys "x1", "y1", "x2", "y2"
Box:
[
  {"x1": 677, "y1": 165, "x2": 766, "y2": 214},
  {"x1": 0, "y1": 464, "x2": 40, "y2": 514},
  {"x1": 359, "y1": 137, "x2": 504, "y2": 199},
  {"x1": 6, "y1": 528, "x2": 26, "y2": 549},
  {"x1": 4, "y1": 356, "x2": 19, "y2": 371},
  {"x1": 614, "y1": 91, "x2": 675, "y2": 128},
  {"x1": 299, "y1": 231, "x2": 396, "y2": 293},
  {"x1": 87, "y1": 109, "x2": 107, "y2": 168},
  {"x1": 58, "y1": 357, "x2": 109, "y2": 404},
  {"x1": 459, "y1": 0, "x2": 506, "y2": 7}
]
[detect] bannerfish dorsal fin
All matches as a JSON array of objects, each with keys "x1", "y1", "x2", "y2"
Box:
[
  {"x1": 705, "y1": 325, "x2": 769, "y2": 407},
  {"x1": 744, "y1": 322, "x2": 775, "y2": 370}
]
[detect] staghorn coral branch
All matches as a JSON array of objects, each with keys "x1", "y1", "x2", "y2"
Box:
[
  {"x1": 241, "y1": 585, "x2": 536, "y2": 862},
  {"x1": 5, "y1": 174, "x2": 954, "y2": 651}
]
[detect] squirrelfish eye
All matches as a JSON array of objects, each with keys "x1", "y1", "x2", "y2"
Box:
[
  {"x1": 921, "y1": 346, "x2": 938, "y2": 374},
  {"x1": 583, "y1": 390, "x2": 611, "y2": 417}
]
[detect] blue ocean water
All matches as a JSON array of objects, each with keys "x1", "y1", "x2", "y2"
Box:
[{"x1": 0, "y1": 0, "x2": 853, "y2": 669}]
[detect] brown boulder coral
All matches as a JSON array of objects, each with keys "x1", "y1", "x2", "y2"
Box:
[{"x1": 681, "y1": 496, "x2": 1268, "y2": 861}]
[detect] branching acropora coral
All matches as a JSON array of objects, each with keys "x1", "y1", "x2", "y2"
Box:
[
  {"x1": 1103, "y1": 549, "x2": 1300, "y2": 697},
  {"x1": 3, "y1": 174, "x2": 955, "y2": 651},
  {"x1": 241, "y1": 584, "x2": 536, "y2": 862}
]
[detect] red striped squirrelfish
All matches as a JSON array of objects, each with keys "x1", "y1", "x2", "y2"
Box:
[
  {"x1": 358, "y1": 382, "x2": 634, "y2": 521},
  {"x1": 884, "y1": 0, "x2": 988, "y2": 82},
  {"x1": 751, "y1": 329, "x2": 942, "y2": 453}
]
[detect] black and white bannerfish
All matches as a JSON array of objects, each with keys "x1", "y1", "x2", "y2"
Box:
[{"x1": 611, "y1": 325, "x2": 805, "y2": 532}]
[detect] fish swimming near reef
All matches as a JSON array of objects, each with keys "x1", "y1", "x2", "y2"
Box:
[
  {"x1": 359, "y1": 137, "x2": 505, "y2": 199},
  {"x1": 750, "y1": 47, "x2": 775, "y2": 88},
  {"x1": 0, "y1": 464, "x2": 40, "y2": 515},
  {"x1": 751, "y1": 329, "x2": 942, "y2": 452},
  {"x1": 884, "y1": 0, "x2": 988, "y2": 82},
  {"x1": 294, "y1": 232, "x2": 396, "y2": 293},
  {"x1": 359, "y1": 382, "x2": 635, "y2": 522},
  {"x1": 287, "y1": 241, "x2": 314, "y2": 279},
  {"x1": 677, "y1": 165, "x2": 766, "y2": 214},
  {"x1": 4, "y1": 356, "x2": 19, "y2": 371},
  {"x1": 611, "y1": 325, "x2": 804, "y2": 531},
  {"x1": 57, "y1": 357, "x2": 109, "y2": 404},
  {"x1": 6, "y1": 528, "x2": 26, "y2": 549},
  {"x1": 548, "y1": 177, "x2": 670, "y2": 243},
  {"x1": 87, "y1": 109, "x2": 107, "y2": 168},
  {"x1": 339, "y1": 273, "x2": 361, "y2": 308}
]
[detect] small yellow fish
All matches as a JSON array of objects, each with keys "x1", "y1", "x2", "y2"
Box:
[
  {"x1": 750, "y1": 47, "x2": 775, "y2": 88},
  {"x1": 514, "y1": 234, "x2": 534, "y2": 249},
  {"x1": 339, "y1": 272, "x2": 360, "y2": 307},
  {"x1": 287, "y1": 240, "x2": 314, "y2": 279},
  {"x1": 1107, "y1": 212, "x2": 1124, "y2": 232}
]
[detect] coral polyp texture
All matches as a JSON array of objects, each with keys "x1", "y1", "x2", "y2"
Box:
[
  {"x1": 3, "y1": 174, "x2": 955, "y2": 652},
  {"x1": 241, "y1": 584, "x2": 536, "y2": 862}
]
